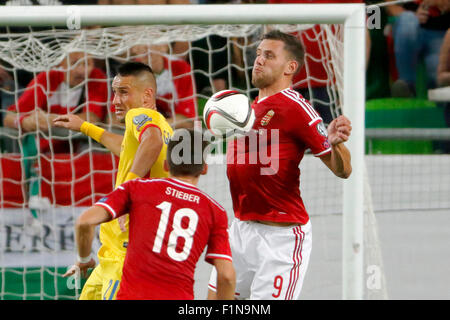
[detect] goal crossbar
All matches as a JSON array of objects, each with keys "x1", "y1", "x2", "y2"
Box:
[
  {"x1": 0, "y1": 4, "x2": 366, "y2": 300},
  {"x1": 0, "y1": 4, "x2": 364, "y2": 26}
]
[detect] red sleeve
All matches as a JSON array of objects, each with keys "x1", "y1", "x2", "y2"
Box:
[
  {"x1": 299, "y1": 118, "x2": 332, "y2": 157},
  {"x1": 94, "y1": 180, "x2": 133, "y2": 219},
  {"x1": 84, "y1": 68, "x2": 108, "y2": 121},
  {"x1": 205, "y1": 205, "x2": 232, "y2": 264},
  {"x1": 285, "y1": 92, "x2": 332, "y2": 157},
  {"x1": 7, "y1": 71, "x2": 56, "y2": 113},
  {"x1": 170, "y1": 60, "x2": 197, "y2": 119}
]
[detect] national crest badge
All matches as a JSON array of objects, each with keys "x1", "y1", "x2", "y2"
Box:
[{"x1": 260, "y1": 110, "x2": 275, "y2": 126}]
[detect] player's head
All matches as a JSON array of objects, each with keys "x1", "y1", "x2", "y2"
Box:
[
  {"x1": 112, "y1": 61, "x2": 157, "y2": 123},
  {"x1": 61, "y1": 51, "x2": 94, "y2": 88},
  {"x1": 166, "y1": 129, "x2": 209, "y2": 178},
  {"x1": 252, "y1": 30, "x2": 304, "y2": 89}
]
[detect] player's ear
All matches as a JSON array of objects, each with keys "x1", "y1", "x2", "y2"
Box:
[
  {"x1": 163, "y1": 159, "x2": 169, "y2": 172},
  {"x1": 142, "y1": 87, "x2": 156, "y2": 109},
  {"x1": 285, "y1": 60, "x2": 298, "y2": 76},
  {"x1": 201, "y1": 164, "x2": 208, "y2": 176}
]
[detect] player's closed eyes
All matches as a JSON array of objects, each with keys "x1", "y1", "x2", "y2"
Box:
[{"x1": 256, "y1": 51, "x2": 274, "y2": 60}]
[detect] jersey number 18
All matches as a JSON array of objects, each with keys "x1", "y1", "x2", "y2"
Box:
[{"x1": 153, "y1": 201, "x2": 199, "y2": 262}]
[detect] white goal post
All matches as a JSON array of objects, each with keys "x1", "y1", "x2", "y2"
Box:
[{"x1": 0, "y1": 3, "x2": 366, "y2": 300}]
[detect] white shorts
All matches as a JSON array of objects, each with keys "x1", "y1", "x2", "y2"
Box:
[{"x1": 208, "y1": 218, "x2": 312, "y2": 300}]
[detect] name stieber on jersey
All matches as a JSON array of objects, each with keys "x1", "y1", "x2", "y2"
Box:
[{"x1": 166, "y1": 187, "x2": 200, "y2": 204}]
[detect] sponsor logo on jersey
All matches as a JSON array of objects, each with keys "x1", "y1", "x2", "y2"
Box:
[
  {"x1": 133, "y1": 114, "x2": 152, "y2": 131},
  {"x1": 316, "y1": 121, "x2": 328, "y2": 137},
  {"x1": 323, "y1": 140, "x2": 331, "y2": 149},
  {"x1": 260, "y1": 110, "x2": 274, "y2": 126}
]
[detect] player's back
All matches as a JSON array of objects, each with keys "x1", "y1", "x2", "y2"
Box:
[{"x1": 116, "y1": 178, "x2": 231, "y2": 300}]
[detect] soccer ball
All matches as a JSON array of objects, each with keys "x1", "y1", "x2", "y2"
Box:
[{"x1": 203, "y1": 90, "x2": 255, "y2": 138}]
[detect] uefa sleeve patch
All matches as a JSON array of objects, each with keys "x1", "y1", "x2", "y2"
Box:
[
  {"x1": 316, "y1": 121, "x2": 328, "y2": 137},
  {"x1": 97, "y1": 197, "x2": 108, "y2": 203},
  {"x1": 133, "y1": 114, "x2": 152, "y2": 132}
]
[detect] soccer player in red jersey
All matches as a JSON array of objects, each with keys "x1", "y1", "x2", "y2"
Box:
[
  {"x1": 208, "y1": 30, "x2": 352, "y2": 300},
  {"x1": 67, "y1": 129, "x2": 235, "y2": 300}
]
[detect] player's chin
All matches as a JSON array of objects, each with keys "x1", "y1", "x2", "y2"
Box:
[
  {"x1": 115, "y1": 112, "x2": 126, "y2": 123},
  {"x1": 252, "y1": 76, "x2": 269, "y2": 89}
]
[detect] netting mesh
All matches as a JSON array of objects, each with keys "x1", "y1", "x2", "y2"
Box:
[
  {"x1": 0, "y1": 23, "x2": 385, "y2": 300},
  {"x1": 0, "y1": 25, "x2": 270, "y2": 71}
]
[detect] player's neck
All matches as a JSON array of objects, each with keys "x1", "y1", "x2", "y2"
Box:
[
  {"x1": 170, "y1": 175, "x2": 199, "y2": 187},
  {"x1": 258, "y1": 80, "x2": 291, "y2": 100}
]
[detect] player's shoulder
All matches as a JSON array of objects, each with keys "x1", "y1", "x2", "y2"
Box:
[
  {"x1": 121, "y1": 177, "x2": 166, "y2": 191},
  {"x1": 278, "y1": 89, "x2": 322, "y2": 124},
  {"x1": 127, "y1": 107, "x2": 159, "y2": 117},
  {"x1": 126, "y1": 108, "x2": 162, "y2": 125},
  {"x1": 278, "y1": 89, "x2": 309, "y2": 107},
  {"x1": 166, "y1": 178, "x2": 227, "y2": 213}
]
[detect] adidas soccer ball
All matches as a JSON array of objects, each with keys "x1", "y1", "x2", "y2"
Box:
[{"x1": 203, "y1": 90, "x2": 255, "y2": 138}]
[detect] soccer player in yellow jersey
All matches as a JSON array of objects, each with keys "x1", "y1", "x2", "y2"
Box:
[{"x1": 55, "y1": 62, "x2": 173, "y2": 300}]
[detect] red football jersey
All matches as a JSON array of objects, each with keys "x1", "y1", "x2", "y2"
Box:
[
  {"x1": 95, "y1": 177, "x2": 232, "y2": 300},
  {"x1": 155, "y1": 58, "x2": 197, "y2": 119},
  {"x1": 8, "y1": 68, "x2": 107, "y2": 118},
  {"x1": 8, "y1": 68, "x2": 108, "y2": 153},
  {"x1": 226, "y1": 88, "x2": 331, "y2": 224}
]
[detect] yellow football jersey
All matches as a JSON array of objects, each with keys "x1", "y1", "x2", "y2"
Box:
[{"x1": 99, "y1": 107, "x2": 173, "y2": 256}]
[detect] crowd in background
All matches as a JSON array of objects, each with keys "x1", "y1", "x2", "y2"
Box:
[{"x1": 0, "y1": 0, "x2": 449, "y2": 151}]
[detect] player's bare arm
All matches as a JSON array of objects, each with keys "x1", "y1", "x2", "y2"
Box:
[
  {"x1": 54, "y1": 114, "x2": 124, "y2": 157},
  {"x1": 98, "y1": 129, "x2": 124, "y2": 157},
  {"x1": 63, "y1": 206, "x2": 111, "y2": 278},
  {"x1": 211, "y1": 259, "x2": 236, "y2": 300},
  {"x1": 76, "y1": 111, "x2": 101, "y2": 124},
  {"x1": 129, "y1": 126, "x2": 163, "y2": 178},
  {"x1": 320, "y1": 115, "x2": 352, "y2": 179},
  {"x1": 116, "y1": 126, "x2": 163, "y2": 232}
]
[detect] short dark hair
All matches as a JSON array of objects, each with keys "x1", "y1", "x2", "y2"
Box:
[
  {"x1": 262, "y1": 29, "x2": 305, "y2": 72},
  {"x1": 117, "y1": 61, "x2": 154, "y2": 77},
  {"x1": 167, "y1": 129, "x2": 209, "y2": 177}
]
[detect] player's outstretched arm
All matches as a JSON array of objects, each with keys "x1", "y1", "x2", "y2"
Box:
[
  {"x1": 213, "y1": 259, "x2": 236, "y2": 300},
  {"x1": 53, "y1": 114, "x2": 124, "y2": 156},
  {"x1": 63, "y1": 206, "x2": 111, "y2": 279},
  {"x1": 320, "y1": 115, "x2": 352, "y2": 179}
]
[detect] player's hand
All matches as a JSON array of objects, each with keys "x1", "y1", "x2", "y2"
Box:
[
  {"x1": 63, "y1": 258, "x2": 96, "y2": 279},
  {"x1": 53, "y1": 114, "x2": 84, "y2": 132},
  {"x1": 118, "y1": 214, "x2": 128, "y2": 233},
  {"x1": 327, "y1": 115, "x2": 352, "y2": 146}
]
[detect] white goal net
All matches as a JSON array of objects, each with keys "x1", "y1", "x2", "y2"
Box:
[{"x1": 0, "y1": 4, "x2": 401, "y2": 300}]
